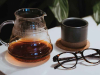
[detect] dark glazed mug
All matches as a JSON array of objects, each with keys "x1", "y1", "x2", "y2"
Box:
[{"x1": 61, "y1": 18, "x2": 88, "y2": 48}]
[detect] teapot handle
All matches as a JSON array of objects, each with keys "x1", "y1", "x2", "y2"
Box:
[{"x1": 0, "y1": 20, "x2": 14, "y2": 47}]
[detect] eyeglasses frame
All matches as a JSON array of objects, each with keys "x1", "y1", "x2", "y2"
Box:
[{"x1": 53, "y1": 48, "x2": 100, "y2": 69}]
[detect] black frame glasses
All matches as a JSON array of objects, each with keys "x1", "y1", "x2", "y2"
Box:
[{"x1": 53, "y1": 48, "x2": 100, "y2": 69}]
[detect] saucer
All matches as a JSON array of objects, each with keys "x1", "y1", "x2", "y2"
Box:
[
  {"x1": 56, "y1": 38, "x2": 90, "y2": 51},
  {"x1": 5, "y1": 52, "x2": 50, "y2": 67}
]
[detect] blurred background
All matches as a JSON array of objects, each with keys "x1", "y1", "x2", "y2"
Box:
[{"x1": 0, "y1": 0, "x2": 100, "y2": 43}]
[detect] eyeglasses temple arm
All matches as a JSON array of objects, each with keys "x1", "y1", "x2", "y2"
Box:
[
  {"x1": 54, "y1": 63, "x2": 62, "y2": 69},
  {"x1": 84, "y1": 53, "x2": 99, "y2": 58},
  {"x1": 57, "y1": 53, "x2": 99, "y2": 61},
  {"x1": 54, "y1": 58, "x2": 77, "y2": 69}
]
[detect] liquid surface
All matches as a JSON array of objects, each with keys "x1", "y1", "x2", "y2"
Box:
[
  {"x1": 19, "y1": 13, "x2": 39, "y2": 18},
  {"x1": 8, "y1": 38, "x2": 52, "y2": 61}
]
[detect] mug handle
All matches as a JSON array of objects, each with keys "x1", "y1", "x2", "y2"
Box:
[{"x1": 0, "y1": 20, "x2": 14, "y2": 47}]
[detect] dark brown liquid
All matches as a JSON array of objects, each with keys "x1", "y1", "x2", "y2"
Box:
[
  {"x1": 8, "y1": 38, "x2": 52, "y2": 62},
  {"x1": 19, "y1": 13, "x2": 39, "y2": 18}
]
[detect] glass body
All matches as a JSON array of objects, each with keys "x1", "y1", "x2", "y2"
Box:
[{"x1": 0, "y1": 8, "x2": 53, "y2": 62}]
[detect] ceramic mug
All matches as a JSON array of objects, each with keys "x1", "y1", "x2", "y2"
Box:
[{"x1": 61, "y1": 18, "x2": 88, "y2": 48}]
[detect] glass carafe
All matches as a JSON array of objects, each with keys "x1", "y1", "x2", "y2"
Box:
[{"x1": 0, "y1": 8, "x2": 53, "y2": 62}]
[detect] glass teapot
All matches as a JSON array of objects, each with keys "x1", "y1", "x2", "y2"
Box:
[{"x1": 0, "y1": 8, "x2": 53, "y2": 62}]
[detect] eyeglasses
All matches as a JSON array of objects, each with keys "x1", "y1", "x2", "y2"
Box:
[{"x1": 53, "y1": 48, "x2": 100, "y2": 69}]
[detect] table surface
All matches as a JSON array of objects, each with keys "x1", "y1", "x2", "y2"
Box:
[{"x1": 0, "y1": 16, "x2": 100, "y2": 75}]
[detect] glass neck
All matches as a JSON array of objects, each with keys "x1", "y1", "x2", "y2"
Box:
[{"x1": 14, "y1": 8, "x2": 46, "y2": 19}]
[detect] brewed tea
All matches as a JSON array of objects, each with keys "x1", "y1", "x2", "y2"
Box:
[{"x1": 8, "y1": 38, "x2": 52, "y2": 62}]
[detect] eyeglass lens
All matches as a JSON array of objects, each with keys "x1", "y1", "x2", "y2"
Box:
[
  {"x1": 83, "y1": 49, "x2": 100, "y2": 64},
  {"x1": 58, "y1": 53, "x2": 76, "y2": 68}
]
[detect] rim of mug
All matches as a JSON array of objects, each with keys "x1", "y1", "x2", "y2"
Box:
[
  {"x1": 62, "y1": 17, "x2": 88, "y2": 28},
  {"x1": 14, "y1": 8, "x2": 47, "y2": 19}
]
